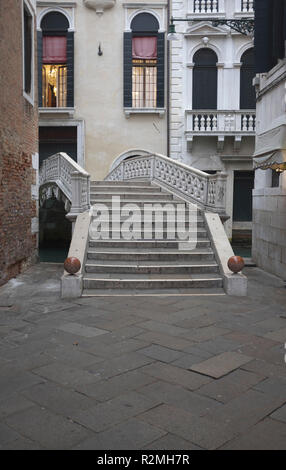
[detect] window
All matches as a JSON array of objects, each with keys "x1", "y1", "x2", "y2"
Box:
[
  {"x1": 124, "y1": 13, "x2": 164, "y2": 109},
  {"x1": 38, "y1": 12, "x2": 73, "y2": 108},
  {"x1": 132, "y1": 37, "x2": 157, "y2": 107},
  {"x1": 193, "y1": 48, "x2": 218, "y2": 110},
  {"x1": 240, "y1": 48, "x2": 256, "y2": 110},
  {"x1": 23, "y1": 2, "x2": 33, "y2": 101}
]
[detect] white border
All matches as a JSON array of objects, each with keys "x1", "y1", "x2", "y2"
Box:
[
  {"x1": 37, "y1": 6, "x2": 74, "y2": 31},
  {"x1": 39, "y1": 119, "x2": 85, "y2": 168},
  {"x1": 22, "y1": 0, "x2": 35, "y2": 105}
]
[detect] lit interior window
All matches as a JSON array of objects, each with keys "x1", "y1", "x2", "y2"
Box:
[{"x1": 42, "y1": 64, "x2": 67, "y2": 107}]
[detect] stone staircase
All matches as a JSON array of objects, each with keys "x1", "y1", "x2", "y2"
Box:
[{"x1": 81, "y1": 180, "x2": 224, "y2": 296}]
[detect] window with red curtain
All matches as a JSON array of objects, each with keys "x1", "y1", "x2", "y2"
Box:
[
  {"x1": 132, "y1": 37, "x2": 157, "y2": 59},
  {"x1": 43, "y1": 36, "x2": 67, "y2": 63},
  {"x1": 132, "y1": 37, "x2": 157, "y2": 108}
]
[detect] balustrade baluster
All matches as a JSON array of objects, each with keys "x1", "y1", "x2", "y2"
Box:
[
  {"x1": 194, "y1": 115, "x2": 199, "y2": 131},
  {"x1": 200, "y1": 115, "x2": 205, "y2": 130},
  {"x1": 194, "y1": 0, "x2": 200, "y2": 12},
  {"x1": 242, "y1": 0, "x2": 247, "y2": 12},
  {"x1": 212, "y1": 115, "x2": 217, "y2": 131},
  {"x1": 249, "y1": 115, "x2": 253, "y2": 131},
  {"x1": 206, "y1": 115, "x2": 211, "y2": 131},
  {"x1": 207, "y1": 0, "x2": 212, "y2": 13},
  {"x1": 242, "y1": 115, "x2": 248, "y2": 131}
]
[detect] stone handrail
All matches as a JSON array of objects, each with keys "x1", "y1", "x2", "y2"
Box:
[
  {"x1": 39, "y1": 152, "x2": 90, "y2": 219},
  {"x1": 105, "y1": 153, "x2": 227, "y2": 213}
]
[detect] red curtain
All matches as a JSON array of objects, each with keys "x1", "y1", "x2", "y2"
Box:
[
  {"x1": 132, "y1": 37, "x2": 157, "y2": 59},
  {"x1": 43, "y1": 36, "x2": 67, "y2": 63}
]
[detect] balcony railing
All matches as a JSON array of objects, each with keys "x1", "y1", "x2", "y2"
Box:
[
  {"x1": 186, "y1": 110, "x2": 256, "y2": 134},
  {"x1": 240, "y1": 0, "x2": 254, "y2": 13},
  {"x1": 193, "y1": 0, "x2": 219, "y2": 13},
  {"x1": 188, "y1": 0, "x2": 224, "y2": 15}
]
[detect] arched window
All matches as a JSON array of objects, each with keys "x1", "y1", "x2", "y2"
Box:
[
  {"x1": 240, "y1": 48, "x2": 256, "y2": 109},
  {"x1": 38, "y1": 11, "x2": 74, "y2": 108},
  {"x1": 124, "y1": 13, "x2": 164, "y2": 108},
  {"x1": 193, "y1": 48, "x2": 218, "y2": 110}
]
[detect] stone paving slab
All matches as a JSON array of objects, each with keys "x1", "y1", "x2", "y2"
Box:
[
  {"x1": 220, "y1": 418, "x2": 286, "y2": 450},
  {"x1": 73, "y1": 418, "x2": 166, "y2": 450},
  {"x1": 140, "y1": 362, "x2": 212, "y2": 390},
  {"x1": 138, "y1": 404, "x2": 236, "y2": 450},
  {"x1": 143, "y1": 433, "x2": 202, "y2": 450},
  {"x1": 0, "y1": 264, "x2": 285, "y2": 450},
  {"x1": 71, "y1": 391, "x2": 161, "y2": 433},
  {"x1": 190, "y1": 351, "x2": 254, "y2": 378},
  {"x1": 56, "y1": 322, "x2": 109, "y2": 338},
  {"x1": 138, "y1": 381, "x2": 222, "y2": 416},
  {"x1": 4, "y1": 406, "x2": 92, "y2": 450},
  {"x1": 271, "y1": 404, "x2": 286, "y2": 423}
]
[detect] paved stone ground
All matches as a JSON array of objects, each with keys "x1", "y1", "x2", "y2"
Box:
[{"x1": 0, "y1": 263, "x2": 285, "y2": 450}]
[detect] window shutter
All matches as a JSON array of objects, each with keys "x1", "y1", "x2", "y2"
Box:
[
  {"x1": 156, "y1": 33, "x2": 165, "y2": 108},
  {"x1": 66, "y1": 32, "x2": 74, "y2": 107},
  {"x1": 37, "y1": 31, "x2": 43, "y2": 106},
  {"x1": 124, "y1": 32, "x2": 132, "y2": 108}
]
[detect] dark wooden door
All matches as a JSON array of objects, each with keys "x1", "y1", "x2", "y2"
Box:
[{"x1": 233, "y1": 171, "x2": 254, "y2": 222}]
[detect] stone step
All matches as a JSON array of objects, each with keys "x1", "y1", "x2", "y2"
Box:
[
  {"x1": 82, "y1": 273, "x2": 223, "y2": 290},
  {"x1": 88, "y1": 239, "x2": 211, "y2": 249},
  {"x1": 91, "y1": 180, "x2": 152, "y2": 186},
  {"x1": 89, "y1": 199, "x2": 187, "y2": 207},
  {"x1": 88, "y1": 229, "x2": 208, "y2": 239},
  {"x1": 81, "y1": 287, "x2": 226, "y2": 297},
  {"x1": 90, "y1": 185, "x2": 163, "y2": 193},
  {"x1": 90, "y1": 192, "x2": 173, "y2": 201},
  {"x1": 85, "y1": 261, "x2": 220, "y2": 274},
  {"x1": 90, "y1": 209, "x2": 203, "y2": 217},
  {"x1": 87, "y1": 249, "x2": 215, "y2": 261}
]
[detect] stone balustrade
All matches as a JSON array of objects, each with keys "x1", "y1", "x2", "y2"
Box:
[
  {"x1": 39, "y1": 152, "x2": 90, "y2": 221},
  {"x1": 186, "y1": 110, "x2": 256, "y2": 134},
  {"x1": 105, "y1": 153, "x2": 227, "y2": 214}
]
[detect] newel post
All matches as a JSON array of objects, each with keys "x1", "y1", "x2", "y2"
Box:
[
  {"x1": 215, "y1": 171, "x2": 227, "y2": 212},
  {"x1": 66, "y1": 171, "x2": 87, "y2": 231}
]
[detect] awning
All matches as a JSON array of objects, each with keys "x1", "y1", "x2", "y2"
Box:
[{"x1": 253, "y1": 150, "x2": 286, "y2": 170}]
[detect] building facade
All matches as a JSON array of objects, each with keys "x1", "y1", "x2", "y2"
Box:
[
  {"x1": 169, "y1": 0, "x2": 255, "y2": 238},
  {"x1": 252, "y1": 0, "x2": 286, "y2": 279},
  {"x1": 0, "y1": 0, "x2": 39, "y2": 286},
  {"x1": 36, "y1": 0, "x2": 169, "y2": 181}
]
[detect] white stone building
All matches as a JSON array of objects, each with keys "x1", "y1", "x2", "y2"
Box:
[
  {"x1": 252, "y1": 0, "x2": 286, "y2": 279},
  {"x1": 169, "y1": 0, "x2": 255, "y2": 238},
  {"x1": 36, "y1": 0, "x2": 169, "y2": 181}
]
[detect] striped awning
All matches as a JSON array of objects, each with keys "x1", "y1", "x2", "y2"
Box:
[{"x1": 253, "y1": 150, "x2": 286, "y2": 170}]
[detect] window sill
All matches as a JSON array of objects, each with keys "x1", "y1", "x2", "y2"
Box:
[
  {"x1": 39, "y1": 107, "x2": 75, "y2": 117},
  {"x1": 124, "y1": 107, "x2": 165, "y2": 118}
]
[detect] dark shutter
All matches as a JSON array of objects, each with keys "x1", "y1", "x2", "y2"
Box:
[
  {"x1": 240, "y1": 49, "x2": 256, "y2": 109},
  {"x1": 66, "y1": 32, "x2": 74, "y2": 107},
  {"x1": 254, "y1": 0, "x2": 274, "y2": 73},
  {"x1": 124, "y1": 32, "x2": 132, "y2": 107},
  {"x1": 37, "y1": 31, "x2": 43, "y2": 106},
  {"x1": 157, "y1": 32, "x2": 165, "y2": 108},
  {"x1": 24, "y1": 9, "x2": 32, "y2": 94},
  {"x1": 193, "y1": 49, "x2": 217, "y2": 110}
]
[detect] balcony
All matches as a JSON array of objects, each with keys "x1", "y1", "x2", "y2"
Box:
[
  {"x1": 234, "y1": 0, "x2": 254, "y2": 15},
  {"x1": 187, "y1": 0, "x2": 225, "y2": 16},
  {"x1": 185, "y1": 110, "x2": 256, "y2": 150}
]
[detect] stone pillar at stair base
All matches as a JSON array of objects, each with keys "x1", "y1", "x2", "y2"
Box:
[
  {"x1": 223, "y1": 273, "x2": 248, "y2": 296},
  {"x1": 61, "y1": 273, "x2": 83, "y2": 299}
]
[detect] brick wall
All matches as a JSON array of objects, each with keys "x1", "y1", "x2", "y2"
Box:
[{"x1": 0, "y1": 0, "x2": 39, "y2": 286}]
